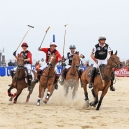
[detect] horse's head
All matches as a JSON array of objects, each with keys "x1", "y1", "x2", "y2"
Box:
[
  {"x1": 17, "y1": 55, "x2": 24, "y2": 67},
  {"x1": 108, "y1": 51, "x2": 123, "y2": 69},
  {"x1": 72, "y1": 54, "x2": 80, "y2": 69},
  {"x1": 47, "y1": 54, "x2": 56, "y2": 67}
]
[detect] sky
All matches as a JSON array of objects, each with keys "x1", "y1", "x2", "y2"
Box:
[{"x1": 0, "y1": 0, "x2": 129, "y2": 63}]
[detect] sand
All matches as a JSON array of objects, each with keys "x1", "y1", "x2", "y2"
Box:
[{"x1": 0, "y1": 77, "x2": 129, "y2": 129}]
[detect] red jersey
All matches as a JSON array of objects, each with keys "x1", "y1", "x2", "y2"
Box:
[
  {"x1": 20, "y1": 50, "x2": 32, "y2": 64},
  {"x1": 40, "y1": 48, "x2": 62, "y2": 64}
]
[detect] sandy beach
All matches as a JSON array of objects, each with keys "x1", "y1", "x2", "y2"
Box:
[{"x1": 0, "y1": 77, "x2": 129, "y2": 129}]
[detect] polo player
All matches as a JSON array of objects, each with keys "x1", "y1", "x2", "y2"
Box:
[
  {"x1": 9, "y1": 42, "x2": 33, "y2": 91},
  {"x1": 89, "y1": 36, "x2": 115, "y2": 91},
  {"x1": 33, "y1": 41, "x2": 62, "y2": 90},
  {"x1": 60, "y1": 45, "x2": 85, "y2": 83}
]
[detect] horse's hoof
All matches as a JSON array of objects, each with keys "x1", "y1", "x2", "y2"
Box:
[
  {"x1": 43, "y1": 100, "x2": 47, "y2": 104},
  {"x1": 26, "y1": 99, "x2": 29, "y2": 103},
  {"x1": 13, "y1": 100, "x2": 17, "y2": 104},
  {"x1": 96, "y1": 108, "x2": 99, "y2": 110},
  {"x1": 9, "y1": 97, "x2": 13, "y2": 101},
  {"x1": 36, "y1": 102, "x2": 40, "y2": 106},
  {"x1": 90, "y1": 102, "x2": 97, "y2": 107}
]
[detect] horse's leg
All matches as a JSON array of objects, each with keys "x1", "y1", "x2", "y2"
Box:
[
  {"x1": 13, "y1": 89, "x2": 22, "y2": 103},
  {"x1": 64, "y1": 81, "x2": 69, "y2": 97},
  {"x1": 90, "y1": 88, "x2": 98, "y2": 107},
  {"x1": 72, "y1": 82, "x2": 78, "y2": 100},
  {"x1": 7, "y1": 86, "x2": 16, "y2": 101},
  {"x1": 96, "y1": 88, "x2": 108, "y2": 110},
  {"x1": 43, "y1": 85, "x2": 53, "y2": 104},
  {"x1": 37, "y1": 83, "x2": 43, "y2": 106},
  {"x1": 82, "y1": 80, "x2": 89, "y2": 107},
  {"x1": 26, "y1": 83, "x2": 35, "y2": 102},
  {"x1": 41, "y1": 87, "x2": 45, "y2": 99}
]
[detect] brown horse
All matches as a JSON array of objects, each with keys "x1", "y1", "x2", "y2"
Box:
[
  {"x1": 7, "y1": 56, "x2": 36, "y2": 103},
  {"x1": 81, "y1": 51, "x2": 122, "y2": 110},
  {"x1": 36, "y1": 54, "x2": 56, "y2": 106},
  {"x1": 63, "y1": 54, "x2": 80, "y2": 99}
]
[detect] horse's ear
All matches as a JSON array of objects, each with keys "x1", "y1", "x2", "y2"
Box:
[
  {"x1": 111, "y1": 51, "x2": 113, "y2": 56},
  {"x1": 115, "y1": 50, "x2": 117, "y2": 55},
  {"x1": 77, "y1": 52, "x2": 79, "y2": 55}
]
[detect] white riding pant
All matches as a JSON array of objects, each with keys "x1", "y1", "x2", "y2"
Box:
[
  {"x1": 93, "y1": 59, "x2": 107, "y2": 68},
  {"x1": 40, "y1": 63, "x2": 59, "y2": 74},
  {"x1": 65, "y1": 65, "x2": 71, "y2": 69},
  {"x1": 13, "y1": 64, "x2": 34, "y2": 80}
]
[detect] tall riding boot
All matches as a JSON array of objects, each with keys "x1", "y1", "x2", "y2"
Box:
[
  {"x1": 54, "y1": 75, "x2": 59, "y2": 90},
  {"x1": 78, "y1": 69, "x2": 83, "y2": 78},
  {"x1": 88, "y1": 67, "x2": 96, "y2": 88},
  {"x1": 28, "y1": 74, "x2": 32, "y2": 91},
  {"x1": 60, "y1": 68, "x2": 67, "y2": 85},
  {"x1": 8, "y1": 70, "x2": 15, "y2": 86},
  {"x1": 33, "y1": 70, "x2": 43, "y2": 83}
]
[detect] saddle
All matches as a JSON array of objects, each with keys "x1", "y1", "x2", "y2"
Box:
[{"x1": 88, "y1": 64, "x2": 106, "y2": 77}]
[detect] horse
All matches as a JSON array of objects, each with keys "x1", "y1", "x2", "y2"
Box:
[
  {"x1": 36, "y1": 54, "x2": 56, "y2": 106},
  {"x1": 81, "y1": 51, "x2": 122, "y2": 110},
  {"x1": 7, "y1": 56, "x2": 36, "y2": 103},
  {"x1": 63, "y1": 54, "x2": 80, "y2": 99}
]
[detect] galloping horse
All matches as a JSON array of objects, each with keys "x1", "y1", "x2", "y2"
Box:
[
  {"x1": 7, "y1": 56, "x2": 36, "y2": 103},
  {"x1": 81, "y1": 51, "x2": 122, "y2": 110},
  {"x1": 36, "y1": 54, "x2": 56, "y2": 106},
  {"x1": 63, "y1": 54, "x2": 80, "y2": 99}
]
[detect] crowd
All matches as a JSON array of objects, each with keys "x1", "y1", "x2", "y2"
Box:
[{"x1": 8, "y1": 60, "x2": 17, "y2": 66}]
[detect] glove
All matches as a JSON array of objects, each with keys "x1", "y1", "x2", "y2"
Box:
[
  {"x1": 38, "y1": 47, "x2": 41, "y2": 51},
  {"x1": 13, "y1": 51, "x2": 16, "y2": 56}
]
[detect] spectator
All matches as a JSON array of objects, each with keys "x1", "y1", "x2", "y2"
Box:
[
  {"x1": 2, "y1": 61, "x2": 6, "y2": 67},
  {"x1": 35, "y1": 60, "x2": 41, "y2": 72},
  {"x1": 83, "y1": 61, "x2": 89, "y2": 67},
  {"x1": 13, "y1": 59, "x2": 17, "y2": 66},
  {"x1": 41, "y1": 58, "x2": 46, "y2": 66},
  {"x1": 8, "y1": 60, "x2": 14, "y2": 66}
]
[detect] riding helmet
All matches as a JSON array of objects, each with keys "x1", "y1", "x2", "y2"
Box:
[
  {"x1": 69, "y1": 45, "x2": 76, "y2": 49},
  {"x1": 21, "y1": 42, "x2": 28, "y2": 47},
  {"x1": 98, "y1": 36, "x2": 106, "y2": 41}
]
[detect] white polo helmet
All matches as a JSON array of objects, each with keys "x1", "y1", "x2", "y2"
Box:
[{"x1": 50, "y1": 42, "x2": 57, "y2": 47}]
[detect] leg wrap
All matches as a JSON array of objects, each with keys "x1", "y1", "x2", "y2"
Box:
[{"x1": 46, "y1": 92, "x2": 50, "y2": 99}]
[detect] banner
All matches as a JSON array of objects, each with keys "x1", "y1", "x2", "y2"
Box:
[
  {"x1": 115, "y1": 67, "x2": 129, "y2": 77},
  {"x1": 0, "y1": 66, "x2": 129, "y2": 77}
]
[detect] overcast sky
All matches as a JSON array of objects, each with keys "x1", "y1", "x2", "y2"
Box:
[{"x1": 0, "y1": 0, "x2": 129, "y2": 63}]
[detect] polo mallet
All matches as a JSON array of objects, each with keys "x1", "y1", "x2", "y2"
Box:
[
  {"x1": 39, "y1": 26, "x2": 50, "y2": 48},
  {"x1": 63, "y1": 24, "x2": 68, "y2": 57},
  {"x1": 62, "y1": 24, "x2": 68, "y2": 69},
  {"x1": 16, "y1": 25, "x2": 34, "y2": 51},
  {"x1": 98, "y1": 67, "x2": 105, "y2": 86}
]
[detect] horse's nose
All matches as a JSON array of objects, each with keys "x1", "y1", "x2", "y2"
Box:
[
  {"x1": 75, "y1": 65, "x2": 79, "y2": 69},
  {"x1": 119, "y1": 63, "x2": 123, "y2": 69},
  {"x1": 47, "y1": 62, "x2": 52, "y2": 67}
]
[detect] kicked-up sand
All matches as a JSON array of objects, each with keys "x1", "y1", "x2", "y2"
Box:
[{"x1": 0, "y1": 77, "x2": 129, "y2": 129}]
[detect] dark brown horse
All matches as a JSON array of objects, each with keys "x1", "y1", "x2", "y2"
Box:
[
  {"x1": 81, "y1": 51, "x2": 122, "y2": 110},
  {"x1": 7, "y1": 56, "x2": 36, "y2": 103},
  {"x1": 36, "y1": 54, "x2": 56, "y2": 106},
  {"x1": 63, "y1": 54, "x2": 80, "y2": 99}
]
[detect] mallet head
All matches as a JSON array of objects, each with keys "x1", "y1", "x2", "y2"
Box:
[
  {"x1": 28, "y1": 25, "x2": 34, "y2": 28},
  {"x1": 64, "y1": 24, "x2": 68, "y2": 27}
]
